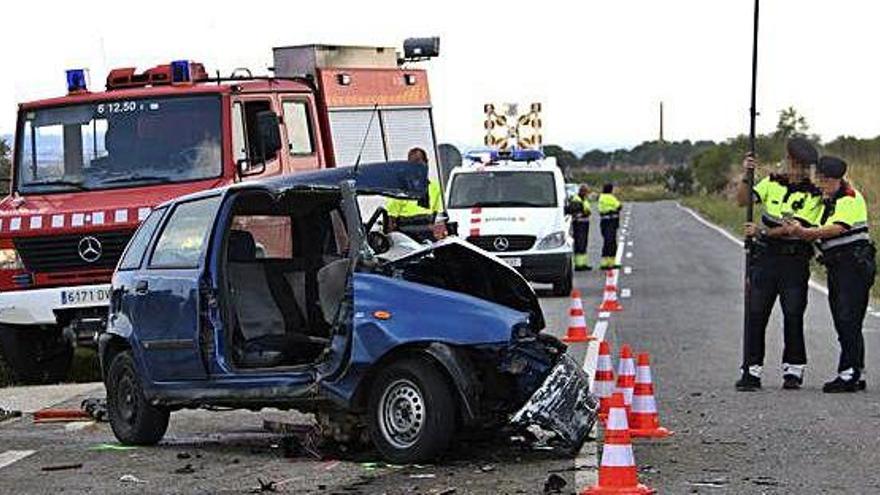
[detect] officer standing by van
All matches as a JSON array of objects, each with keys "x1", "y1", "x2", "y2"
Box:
[
  {"x1": 568, "y1": 184, "x2": 592, "y2": 271},
  {"x1": 787, "y1": 156, "x2": 875, "y2": 393},
  {"x1": 735, "y1": 138, "x2": 822, "y2": 391},
  {"x1": 598, "y1": 183, "x2": 622, "y2": 269},
  {"x1": 386, "y1": 147, "x2": 446, "y2": 242}
]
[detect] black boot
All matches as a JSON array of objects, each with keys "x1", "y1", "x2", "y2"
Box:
[
  {"x1": 822, "y1": 376, "x2": 861, "y2": 393},
  {"x1": 735, "y1": 372, "x2": 761, "y2": 391},
  {"x1": 782, "y1": 373, "x2": 803, "y2": 390}
]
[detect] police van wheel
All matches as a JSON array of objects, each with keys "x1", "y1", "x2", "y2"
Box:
[
  {"x1": 0, "y1": 325, "x2": 73, "y2": 385},
  {"x1": 552, "y1": 266, "x2": 574, "y2": 297},
  {"x1": 368, "y1": 356, "x2": 456, "y2": 464},
  {"x1": 106, "y1": 350, "x2": 169, "y2": 446}
]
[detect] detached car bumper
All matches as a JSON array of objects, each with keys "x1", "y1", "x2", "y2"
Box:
[
  {"x1": 497, "y1": 252, "x2": 571, "y2": 283},
  {"x1": 510, "y1": 353, "x2": 597, "y2": 452},
  {"x1": 0, "y1": 283, "x2": 111, "y2": 325}
]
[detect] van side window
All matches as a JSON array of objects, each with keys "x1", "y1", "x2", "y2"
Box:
[
  {"x1": 118, "y1": 208, "x2": 166, "y2": 271},
  {"x1": 231, "y1": 215, "x2": 293, "y2": 258},
  {"x1": 282, "y1": 101, "x2": 314, "y2": 155},
  {"x1": 150, "y1": 196, "x2": 222, "y2": 269},
  {"x1": 232, "y1": 102, "x2": 247, "y2": 164}
]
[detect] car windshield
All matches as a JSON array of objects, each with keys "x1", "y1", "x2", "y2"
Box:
[
  {"x1": 15, "y1": 95, "x2": 222, "y2": 194},
  {"x1": 448, "y1": 171, "x2": 557, "y2": 208}
]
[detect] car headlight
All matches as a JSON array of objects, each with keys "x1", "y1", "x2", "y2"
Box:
[
  {"x1": 536, "y1": 231, "x2": 566, "y2": 250},
  {"x1": 0, "y1": 248, "x2": 24, "y2": 270}
]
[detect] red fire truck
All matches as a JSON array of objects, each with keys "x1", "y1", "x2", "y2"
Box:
[{"x1": 0, "y1": 39, "x2": 442, "y2": 383}]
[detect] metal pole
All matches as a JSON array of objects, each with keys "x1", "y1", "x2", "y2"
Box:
[{"x1": 743, "y1": 0, "x2": 760, "y2": 367}]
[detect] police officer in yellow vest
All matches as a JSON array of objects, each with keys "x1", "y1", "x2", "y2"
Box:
[
  {"x1": 735, "y1": 138, "x2": 822, "y2": 391},
  {"x1": 386, "y1": 148, "x2": 446, "y2": 243},
  {"x1": 568, "y1": 184, "x2": 592, "y2": 271},
  {"x1": 786, "y1": 156, "x2": 875, "y2": 393},
  {"x1": 598, "y1": 183, "x2": 622, "y2": 269}
]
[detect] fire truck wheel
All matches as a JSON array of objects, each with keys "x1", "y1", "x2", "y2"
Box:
[
  {"x1": 367, "y1": 355, "x2": 456, "y2": 464},
  {"x1": 106, "y1": 350, "x2": 169, "y2": 445},
  {"x1": 0, "y1": 325, "x2": 74, "y2": 385}
]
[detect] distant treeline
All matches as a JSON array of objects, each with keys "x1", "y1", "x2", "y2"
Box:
[{"x1": 0, "y1": 137, "x2": 10, "y2": 195}]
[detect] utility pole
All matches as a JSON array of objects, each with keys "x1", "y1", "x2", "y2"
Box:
[
  {"x1": 659, "y1": 101, "x2": 665, "y2": 144},
  {"x1": 659, "y1": 101, "x2": 666, "y2": 166}
]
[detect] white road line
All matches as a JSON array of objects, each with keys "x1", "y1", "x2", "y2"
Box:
[
  {"x1": 626, "y1": 252, "x2": 633, "y2": 259},
  {"x1": 0, "y1": 450, "x2": 36, "y2": 470},
  {"x1": 624, "y1": 266, "x2": 632, "y2": 275},
  {"x1": 621, "y1": 288, "x2": 631, "y2": 298},
  {"x1": 598, "y1": 311, "x2": 611, "y2": 319},
  {"x1": 627, "y1": 241, "x2": 633, "y2": 247}
]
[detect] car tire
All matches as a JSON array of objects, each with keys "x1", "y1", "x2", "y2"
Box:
[
  {"x1": 552, "y1": 264, "x2": 574, "y2": 297},
  {"x1": 106, "y1": 350, "x2": 169, "y2": 445},
  {"x1": 0, "y1": 325, "x2": 73, "y2": 385},
  {"x1": 367, "y1": 356, "x2": 457, "y2": 464}
]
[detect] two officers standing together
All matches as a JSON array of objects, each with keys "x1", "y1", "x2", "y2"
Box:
[
  {"x1": 737, "y1": 137, "x2": 876, "y2": 393},
  {"x1": 568, "y1": 183, "x2": 623, "y2": 271}
]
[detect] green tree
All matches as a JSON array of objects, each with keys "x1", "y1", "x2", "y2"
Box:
[
  {"x1": 692, "y1": 145, "x2": 734, "y2": 193},
  {"x1": 543, "y1": 144, "x2": 579, "y2": 176},
  {"x1": 580, "y1": 149, "x2": 609, "y2": 168},
  {"x1": 775, "y1": 106, "x2": 809, "y2": 140}
]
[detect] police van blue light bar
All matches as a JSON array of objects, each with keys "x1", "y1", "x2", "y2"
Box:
[
  {"x1": 465, "y1": 149, "x2": 544, "y2": 163},
  {"x1": 170, "y1": 60, "x2": 191, "y2": 84},
  {"x1": 65, "y1": 69, "x2": 89, "y2": 93}
]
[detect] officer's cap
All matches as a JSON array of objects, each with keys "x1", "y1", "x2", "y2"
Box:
[
  {"x1": 816, "y1": 156, "x2": 847, "y2": 179},
  {"x1": 786, "y1": 137, "x2": 818, "y2": 166}
]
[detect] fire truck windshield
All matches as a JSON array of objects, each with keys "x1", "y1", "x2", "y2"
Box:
[{"x1": 15, "y1": 95, "x2": 222, "y2": 194}]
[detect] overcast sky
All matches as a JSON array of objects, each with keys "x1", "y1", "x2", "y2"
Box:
[{"x1": 1, "y1": 1, "x2": 879, "y2": 151}]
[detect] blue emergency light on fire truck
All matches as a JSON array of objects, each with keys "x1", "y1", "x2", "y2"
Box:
[{"x1": 0, "y1": 38, "x2": 443, "y2": 384}]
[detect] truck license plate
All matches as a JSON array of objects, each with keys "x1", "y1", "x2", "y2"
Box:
[
  {"x1": 502, "y1": 257, "x2": 522, "y2": 267},
  {"x1": 60, "y1": 288, "x2": 111, "y2": 306}
]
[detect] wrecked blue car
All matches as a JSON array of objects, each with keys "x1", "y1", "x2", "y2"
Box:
[{"x1": 99, "y1": 161, "x2": 597, "y2": 463}]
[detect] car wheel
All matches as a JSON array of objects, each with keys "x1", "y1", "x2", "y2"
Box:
[
  {"x1": 367, "y1": 356, "x2": 456, "y2": 463},
  {"x1": 0, "y1": 325, "x2": 73, "y2": 385},
  {"x1": 106, "y1": 350, "x2": 169, "y2": 445},
  {"x1": 552, "y1": 264, "x2": 574, "y2": 297}
]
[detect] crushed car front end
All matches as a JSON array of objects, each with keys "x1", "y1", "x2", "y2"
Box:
[{"x1": 321, "y1": 237, "x2": 597, "y2": 452}]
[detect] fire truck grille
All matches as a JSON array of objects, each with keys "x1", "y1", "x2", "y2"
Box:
[
  {"x1": 466, "y1": 235, "x2": 536, "y2": 252},
  {"x1": 14, "y1": 230, "x2": 135, "y2": 273}
]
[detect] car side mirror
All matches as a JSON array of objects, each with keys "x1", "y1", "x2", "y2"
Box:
[{"x1": 237, "y1": 157, "x2": 264, "y2": 177}]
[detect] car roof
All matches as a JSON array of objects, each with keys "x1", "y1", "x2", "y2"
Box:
[{"x1": 158, "y1": 161, "x2": 429, "y2": 208}]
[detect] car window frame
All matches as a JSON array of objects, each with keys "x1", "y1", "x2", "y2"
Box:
[
  {"x1": 116, "y1": 207, "x2": 168, "y2": 271},
  {"x1": 147, "y1": 194, "x2": 223, "y2": 270}
]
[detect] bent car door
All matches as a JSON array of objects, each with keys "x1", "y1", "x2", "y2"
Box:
[{"x1": 131, "y1": 194, "x2": 222, "y2": 382}]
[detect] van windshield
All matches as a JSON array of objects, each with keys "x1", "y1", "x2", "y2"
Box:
[
  {"x1": 15, "y1": 95, "x2": 222, "y2": 194},
  {"x1": 448, "y1": 171, "x2": 557, "y2": 208}
]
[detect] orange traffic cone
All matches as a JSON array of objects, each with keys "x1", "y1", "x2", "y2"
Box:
[
  {"x1": 563, "y1": 289, "x2": 594, "y2": 343},
  {"x1": 629, "y1": 353, "x2": 673, "y2": 439},
  {"x1": 614, "y1": 344, "x2": 636, "y2": 416},
  {"x1": 594, "y1": 340, "x2": 616, "y2": 422},
  {"x1": 598, "y1": 274, "x2": 623, "y2": 312},
  {"x1": 604, "y1": 269, "x2": 619, "y2": 293},
  {"x1": 582, "y1": 393, "x2": 655, "y2": 495}
]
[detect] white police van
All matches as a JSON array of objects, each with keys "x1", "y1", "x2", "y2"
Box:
[{"x1": 445, "y1": 150, "x2": 573, "y2": 296}]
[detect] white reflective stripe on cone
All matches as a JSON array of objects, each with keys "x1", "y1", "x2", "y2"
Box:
[
  {"x1": 597, "y1": 355, "x2": 613, "y2": 371},
  {"x1": 631, "y1": 394, "x2": 657, "y2": 414},
  {"x1": 607, "y1": 407, "x2": 630, "y2": 430},
  {"x1": 600, "y1": 444, "x2": 636, "y2": 467},
  {"x1": 636, "y1": 365, "x2": 652, "y2": 384},
  {"x1": 597, "y1": 380, "x2": 615, "y2": 397},
  {"x1": 620, "y1": 387, "x2": 634, "y2": 406},
  {"x1": 619, "y1": 358, "x2": 635, "y2": 377}
]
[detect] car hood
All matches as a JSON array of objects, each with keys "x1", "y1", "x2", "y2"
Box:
[
  {"x1": 247, "y1": 160, "x2": 429, "y2": 199},
  {"x1": 378, "y1": 236, "x2": 545, "y2": 330}
]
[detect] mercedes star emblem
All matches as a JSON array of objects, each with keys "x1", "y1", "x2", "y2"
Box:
[
  {"x1": 78, "y1": 236, "x2": 103, "y2": 263},
  {"x1": 493, "y1": 236, "x2": 510, "y2": 251}
]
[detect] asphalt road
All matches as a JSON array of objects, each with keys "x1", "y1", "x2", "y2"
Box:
[{"x1": 1, "y1": 200, "x2": 878, "y2": 494}]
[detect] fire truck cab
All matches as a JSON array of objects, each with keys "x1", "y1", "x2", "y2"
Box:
[{"x1": 0, "y1": 39, "x2": 441, "y2": 383}]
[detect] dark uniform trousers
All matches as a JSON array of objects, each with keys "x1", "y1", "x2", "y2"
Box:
[
  {"x1": 573, "y1": 218, "x2": 590, "y2": 256},
  {"x1": 824, "y1": 243, "x2": 876, "y2": 374},
  {"x1": 744, "y1": 245, "x2": 811, "y2": 369},
  {"x1": 600, "y1": 217, "x2": 618, "y2": 258}
]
